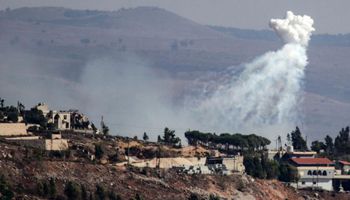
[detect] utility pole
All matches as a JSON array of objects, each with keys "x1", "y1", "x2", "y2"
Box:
[
  {"x1": 156, "y1": 144, "x2": 160, "y2": 169},
  {"x1": 100, "y1": 116, "x2": 104, "y2": 135}
]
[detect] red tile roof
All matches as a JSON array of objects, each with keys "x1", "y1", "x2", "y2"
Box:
[
  {"x1": 339, "y1": 160, "x2": 350, "y2": 165},
  {"x1": 290, "y1": 158, "x2": 334, "y2": 165}
]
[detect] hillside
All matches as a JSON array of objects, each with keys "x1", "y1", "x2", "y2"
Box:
[
  {"x1": 1, "y1": 6, "x2": 350, "y2": 140},
  {"x1": 0, "y1": 135, "x2": 348, "y2": 200}
]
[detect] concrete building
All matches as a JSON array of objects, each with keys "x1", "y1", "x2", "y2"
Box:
[
  {"x1": 289, "y1": 157, "x2": 335, "y2": 191},
  {"x1": 35, "y1": 103, "x2": 93, "y2": 131}
]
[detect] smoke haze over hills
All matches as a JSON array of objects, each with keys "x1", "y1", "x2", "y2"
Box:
[{"x1": 1, "y1": 7, "x2": 350, "y2": 141}]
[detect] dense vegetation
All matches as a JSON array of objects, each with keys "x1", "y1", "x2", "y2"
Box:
[
  {"x1": 243, "y1": 155, "x2": 299, "y2": 182},
  {"x1": 311, "y1": 126, "x2": 350, "y2": 160},
  {"x1": 0, "y1": 98, "x2": 21, "y2": 123},
  {"x1": 184, "y1": 130, "x2": 270, "y2": 152}
]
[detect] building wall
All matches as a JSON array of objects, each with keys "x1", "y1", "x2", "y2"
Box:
[
  {"x1": 297, "y1": 166, "x2": 335, "y2": 178},
  {"x1": 52, "y1": 112, "x2": 71, "y2": 130},
  {"x1": 6, "y1": 137, "x2": 68, "y2": 151},
  {"x1": 0, "y1": 123, "x2": 27, "y2": 136},
  {"x1": 222, "y1": 156, "x2": 245, "y2": 173},
  {"x1": 296, "y1": 166, "x2": 335, "y2": 191},
  {"x1": 44, "y1": 139, "x2": 69, "y2": 151},
  {"x1": 296, "y1": 179, "x2": 333, "y2": 191},
  {"x1": 7, "y1": 138, "x2": 45, "y2": 149}
]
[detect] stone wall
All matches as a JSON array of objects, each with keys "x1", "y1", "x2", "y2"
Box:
[
  {"x1": 0, "y1": 123, "x2": 27, "y2": 136},
  {"x1": 44, "y1": 139, "x2": 69, "y2": 151}
]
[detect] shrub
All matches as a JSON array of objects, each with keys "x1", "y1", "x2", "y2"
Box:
[
  {"x1": 49, "y1": 178, "x2": 57, "y2": 198},
  {"x1": 95, "y1": 144, "x2": 104, "y2": 160},
  {"x1": 188, "y1": 193, "x2": 199, "y2": 200},
  {"x1": 64, "y1": 181, "x2": 81, "y2": 200},
  {"x1": 81, "y1": 185, "x2": 88, "y2": 200},
  {"x1": 95, "y1": 184, "x2": 105, "y2": 200},
  {"x1": 0, "y1": 175, "x2": 14, "y2": 200}
]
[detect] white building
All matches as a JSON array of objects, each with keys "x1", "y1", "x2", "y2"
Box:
[{"x1": 289, "y1": 157, "x2": 335, "y2": 191}]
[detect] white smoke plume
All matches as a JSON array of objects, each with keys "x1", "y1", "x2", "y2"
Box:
[
  {"x1": 188, "y1": 11, "x2": 315, "y2": 138},
  {"x1": 269, "y1": 11, "x2": 315, "y2": 46}
]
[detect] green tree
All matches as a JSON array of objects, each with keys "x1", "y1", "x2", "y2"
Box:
[
  {"x1": 324, "y1": 135, "x2": 334, "y2": 155},
  {"x1": 188, "y1": 193, "x2": 199, "y2": 200},
  {"x1": 43, "y1": 181, "x2": 49, "y2": 197},
  {"x1": 102, "y1": 123, "x2": 109, "y2": 135},
  {"x1": 64, "y1": 181, "x2": 81, "y2": 200},
  {"x1": 253, "y1": 156, "x2": 265, "y2": 179},
  {"x1": 0, "y1": 98, "x2": 4, "y2": 108},
  {"x1": 311, "y1": 140, "x2": 326, "y2": 153},
  {"x1": 265, "y1": 160, "x2": 280, "y2": 179},
  {"x1": 81, "y1": 185, "x2": 88, "y2": 200},
  {"x1": 209, "y1": 194, "x2": 220, "y2": 200},
  {"x1": 278, "y1": 164, "x2": 299, "y2": 183},
  {"x1": 135, "y1": 193, "x2": 143, "y2": 200},
  {"x1": 243, "y1": 156, "x2": 255, "y2": 176},
  {"x1": 49, "y1": 178, "x2": 57, "y2": 198},
  {"x1": 108, "y1": 191, "x2": 121, "y2": 200},
  {"x1": 7, "y1": 111, "x2": 18, "y2": 122},
  {"x1": 286, "y1": 133, "x2": 291, "y2": 145},
  {"x1": 95, "y1": 184, "x2": 106, "y2": 200},
  {"x1": 37, "y1": 182, "x2": 44, "y2": 197},
  {"x1": 0, "y1": 175, "x2": 14, "y2": 200},
  {"x1": 95, "y1": 144, "x2": 104, "y2": 160},
  {"x1": 143, "y1": 132, "x2": 149, "y2": 141},
  {"x1": 334, "y1": 127, "x2": 350, "y2": 155},
  {"x1": 24, "y1": 108, "x2": 47, "y2": 128},
  {"x1": 160, "y1": 127, "x2": 181, "y2": 146},
  {"x1": 290, "y1": 127, "x2": 308, "y2": 151}
]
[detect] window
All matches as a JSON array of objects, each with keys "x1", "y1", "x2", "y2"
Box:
[
  {"x1": 307, "y1": 170, "x2": 312, "y2": 175},
  {"x1": 318, "y1": 170, "x2": 322, "y2": 175},
  {"x1": 64, "y1": 115, "x2": 67, "y2": 120},
  {"x1": 302, "y1": 181, "x2": 305, "y2": 185},
  {"x1": 313, "y1": 181, "x2": 317, "y2": 185},
  {"x1": 323, "y1": 171, "x2": 327, "y2": 176},
  {"x1": 313, "y1": 170, "x2": 317, "y2": 175}
]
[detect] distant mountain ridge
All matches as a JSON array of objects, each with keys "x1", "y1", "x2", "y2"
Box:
[
  {"x1": 209, "y1": 25, "x2": 350, "y2": 46},
  {"x1": 1, "y1": 6, "x2": 350, "y2": 140}
]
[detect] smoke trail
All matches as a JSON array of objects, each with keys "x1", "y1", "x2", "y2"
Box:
[{"x1": 188, "y1": 11, "x2": 315, "y2": 136}]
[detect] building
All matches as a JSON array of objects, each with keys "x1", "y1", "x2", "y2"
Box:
[
  {"x1": 206, "y1": 155, "x2": 245, "y2": 174},
  {"x1": 51, "y1": 111, "x2": 71, "y2": 130},
  {"x1": 35, "y1": 103, "x2": 93, "y2": 132},
  {"x1": 338, "y1": 160, "x2": 350, "y2": 174},
  {"x1": 289, "y1": 157, "x2": 335, "y2": 191}
]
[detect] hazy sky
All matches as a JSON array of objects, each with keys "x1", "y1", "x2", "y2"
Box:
[{"x1": 0, "y1": 0, "x2": 349, "y2": 34}]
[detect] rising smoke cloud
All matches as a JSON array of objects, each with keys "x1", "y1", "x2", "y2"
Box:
[
  {"x1": 187, "y1": 11, "x2": 315, "y2": 138},
  {"x1": 0, "y1": 11, "x2": 315, "y2": 141}
]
